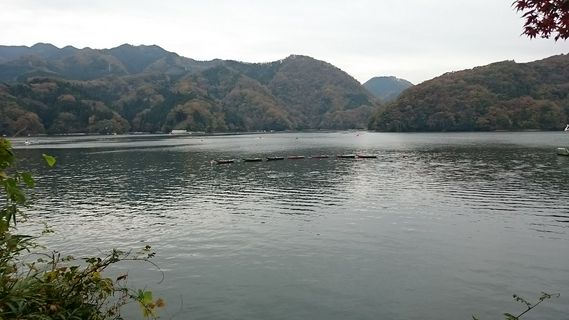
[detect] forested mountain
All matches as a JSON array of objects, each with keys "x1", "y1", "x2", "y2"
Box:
[
  {"x1": 369, "y1": 55, "x2": 569, "y2": 131},
  {"x1": 363, "y1": 76, "x2": 413, "y2": 102},
  {"x1": 0, "y1": 44, "x2": 378, "y2": 135}
]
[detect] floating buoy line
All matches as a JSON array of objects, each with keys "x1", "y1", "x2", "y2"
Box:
[{"x1": 211, "y1": 154, "x2": 377, "y2": 165}]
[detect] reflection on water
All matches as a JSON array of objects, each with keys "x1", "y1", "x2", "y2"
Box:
[{"x1": 13, "y1": 132, "x2": 569, "y2": 320}]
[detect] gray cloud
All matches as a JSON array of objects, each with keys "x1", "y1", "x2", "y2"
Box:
[{"x1": 0, "y1": 0, "x2": 567, "y2": 83}]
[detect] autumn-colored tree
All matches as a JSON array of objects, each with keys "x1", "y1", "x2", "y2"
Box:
[{"x1": 513, "y1": 0, "x2": 569, "y2": 40}]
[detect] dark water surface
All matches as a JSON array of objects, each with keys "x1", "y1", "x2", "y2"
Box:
[{"x1": 13, "y1": 132, "x2": 569, "y2": 319}]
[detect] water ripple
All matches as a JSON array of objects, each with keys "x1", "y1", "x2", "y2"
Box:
[{"x1": 15, "y1": 132, "x2": 569, "y2": 320}]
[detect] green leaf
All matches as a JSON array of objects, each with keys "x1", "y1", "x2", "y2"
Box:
[
  {"x1": 142, "y1": 290, "x2": 153, "y2": 304},
  {"x1": 6, "y1": 178, "x2": 26, "y2": 204},
  {"x1": 21, "y1": 172, "x2": 35, "y2": 188},
  {"x1": 504, "y1": 313, "x2": 518, "y2": 320},
  {"x1": 42, "y1": 154, "x2": 56, "y2": 167}
]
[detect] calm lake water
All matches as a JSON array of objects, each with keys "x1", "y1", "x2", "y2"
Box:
[{"x1": 13, "y1": 132, "x2": 569, "y2": 319}]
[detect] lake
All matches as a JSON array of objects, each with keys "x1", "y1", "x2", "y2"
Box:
[{"x1": 13, "y1": 131, "x2": 569, "y2": 319}]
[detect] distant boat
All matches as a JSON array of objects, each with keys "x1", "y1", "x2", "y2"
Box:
[
  {"x1": 24, "y1": 140, "x2": 31, "y2": 145},
  {"x1": 565, "y1": 124, "x2": 569, "y2": 132},
  {"x1": 243, "y1": 158, "x2": 263, "y2": 162},
  {"x1": 213, "y1": 159, "x2": 235, "y2": 164},
  {"x1": 267, "y1": 156, "x2": 285, "y2": 161},
  {"x1": 310, "y1": 155, "x2": 330, "y2": 159},
  {"x1": 357, "y1": 154, "x2": 377, "y2": 159},
  {"x1": 337, "y1": 154, "x2": 356, "y2": 159},
  {"x1": 556, "y1": 148, "x2": 569, "y2": 156},
  {"x1": 170, "y1": 129, "x2": 189, "y2": 135},
  {"x1": 287, "y1": 155, "x2": 305, "y2": 160}
]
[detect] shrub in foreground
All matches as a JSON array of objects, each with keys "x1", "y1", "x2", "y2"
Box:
[{"x1": 0, "y1": 138, "x2": 163, "y2": 319}]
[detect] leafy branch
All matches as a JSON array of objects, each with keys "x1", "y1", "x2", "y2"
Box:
[
  {"x1": 0, "y1": 138, "x2": 165, "y2": 319},
  {"x1": 473, "y1": 292, "x2": 560, "y2": 320}
]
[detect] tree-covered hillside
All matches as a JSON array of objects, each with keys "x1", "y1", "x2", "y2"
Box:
[
  {"x1": 369, "y1": 54, "x2": 569, "y2": 131},
  {"x1": 0, "y1": 44, "x2": 378, "y2": 135}
]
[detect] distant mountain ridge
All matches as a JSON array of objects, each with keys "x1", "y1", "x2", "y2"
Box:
[
  {"x1": 0, "y1": 43, "x2": 219, "y2": 81},
  {"x1": 0, "y1": 43, "x2": 378, "y2": 135},
  {"x1": 0, "y1": 43, "x2": 66, "y2": 63},
  {"x1": 363, "y1": 76, "x2": 413, "y2": 102},
  {"x1": 369, "y1": 54, "x2": 569, "y2": 132}
]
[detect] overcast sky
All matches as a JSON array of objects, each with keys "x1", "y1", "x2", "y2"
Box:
[{"x1": 1, "y1": 0, "x2": 568, "y2": 84}]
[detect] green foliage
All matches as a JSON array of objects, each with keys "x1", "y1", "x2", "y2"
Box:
[
  {"x1": 0, "y1": 138, "x2": 163, "y2": 319},
  {"x1": 369, "y1": 55, "x2": 569, "y2": 131},
  {"x1": 41, "y1": 154, "x2": 56, "y2": 167}
]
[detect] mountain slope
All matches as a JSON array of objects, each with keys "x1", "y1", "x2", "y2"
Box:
[
  {"x1": 267, "y1": 55, "x2": 376, "y2": 129},
  {"x1": 363, "y1": 76, "x2": 413, "y2": 102},
  {"x1": 0, "y1": 44, "x2": 379, "y2": 135},
  {"x1": 369, "y1": 55, "x2": 569, "y2": 131}
]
